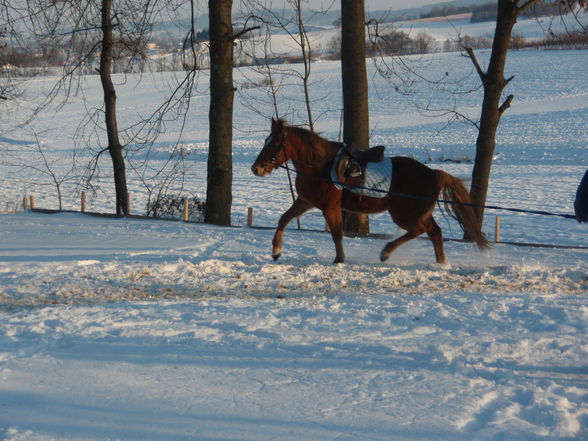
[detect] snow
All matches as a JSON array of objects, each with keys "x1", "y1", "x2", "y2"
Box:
[
  {"x1": 1, "y1": 211, "x2": 587, "y2": 441},
  {"x1": 1, "y1": 21, "x2": 588, "y2": 441}
]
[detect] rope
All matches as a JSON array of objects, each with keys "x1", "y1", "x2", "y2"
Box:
[{"x1": 277, "y1": 163, "x2": 578, "y2": 221}]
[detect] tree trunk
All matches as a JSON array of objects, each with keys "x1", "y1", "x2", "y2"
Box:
[
  {"x1": 100, "y1": 0, "x2": 128, "y2": 215},
  {"x1": 205, "y1": 0, "x2": 234, "y2": 226},
  {"x1": 469, "y1": 0, "x2": 520, "y2": 232},
  {"x1": 340, "y1": 0, "x2": 369, "y2": 235}
]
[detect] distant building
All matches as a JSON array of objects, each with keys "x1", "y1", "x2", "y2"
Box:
[{"x1": 146, "y1": 42, "x2": 159, "y2": 57}]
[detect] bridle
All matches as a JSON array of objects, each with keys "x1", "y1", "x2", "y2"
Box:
[
  {"x1": 261, "y1": 129, "x2": 288, "y2": 169},
  {"x1": 257, "y1": 125, "x2": 339, "y2": 172}
]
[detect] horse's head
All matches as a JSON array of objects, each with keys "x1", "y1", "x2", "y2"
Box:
[{"x1": 251, "y1": 118, "x2": 290, "y2": 177}]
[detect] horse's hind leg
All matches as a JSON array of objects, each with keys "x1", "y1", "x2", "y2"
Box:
[
  {"x1": 272, "y1": 197, "x2": 312, "y2": 261},
  {"x1": 381, "y1": 218, "x2": 447, "y2": 264},
  {"x1": 426, "y1": 218, "x2": 446, "y2": 264},
  {"x1": 380, "y1": 230, "x2": 421, "y2": 262}
]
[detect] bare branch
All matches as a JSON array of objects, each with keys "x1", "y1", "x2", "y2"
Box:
[
  {"x1": 463, "y1": 46, "x2": 486, "y2": 82},
  {"x1": 498, "y1": 94, "x2": 514, "y2": 115},
  {"x1": 233, "y1": 25, "x2": 261, "y2": 40},
  {"x1": 233, "y1": 16, "x2": 262, "y2": 40}
]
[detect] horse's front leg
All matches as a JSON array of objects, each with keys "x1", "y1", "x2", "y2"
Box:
[
  {"x1": 323, "y1": 206, "x2": 345, "y2": 264},
  {"x1": 272, "y1": 198, "x2": 312, "y2": 261}
]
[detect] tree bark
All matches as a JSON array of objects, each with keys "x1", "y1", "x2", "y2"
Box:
[
  {"x1": 205, "y1": 0, "x2": 234, "y2": 226},
  {"x1": 340, "y1": 0, "x2": 369, "y2": 235},
  {"x1": 100, "y1": 0, "x2": 129, "y2": 215}
]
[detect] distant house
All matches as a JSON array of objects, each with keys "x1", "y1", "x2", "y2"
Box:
[{"x1": 146, "y1": 42, "x2": 159, "y2": 57}]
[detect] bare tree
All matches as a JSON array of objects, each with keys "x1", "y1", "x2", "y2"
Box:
[
  {"x1": 1, "y1": 0, "x2": 202, "y2": 216},
  {"x1": 0, "y1": 20, "x2": 25, "y2": 109},
  {"x1": 2, "y1": 0, "x2": 147, "y2": 213},
  {"x1": 414, "y1": 31, "x2": 434, "y2": 54},
  {"x1": 123, "y1": 0, "x2": 204, "y2": 218},
  {"x1": 3, "y1": 132, "x2": 76, "y2": 210},
  {"x1": 292, "y1": 0, "x2": 316, "y2": 131},
  {"x1": 237, "y1": 23, "x2": 285, "y2": 119},
  {"x1": 367, "y1": 0, "x2": 586, "y2": 235},
  {"x1": 240, "y1": 0, "x2": 332, "y2": 130},
  {"x1": 99, "y1": 0, "x2": 129, "y2": 214},
  {"x1": 0, "y1": 28, "x2": 9, "y2": 101},
  {"x1": 464, "y1": 0, "x2": 586, "y2": 231}
]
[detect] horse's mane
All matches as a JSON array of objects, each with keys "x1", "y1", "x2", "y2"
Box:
[{"x1": 279, "y1": 119, "x2": 341, "y2": 160}]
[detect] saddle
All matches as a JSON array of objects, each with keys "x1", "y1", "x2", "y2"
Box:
[{"x1": 336, "y1": 145, "x2": 386, "y2": 187}]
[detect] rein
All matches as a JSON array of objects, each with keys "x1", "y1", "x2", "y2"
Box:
[{"x1": 277, "y1": 162, "x2": 577, "y2": 221}]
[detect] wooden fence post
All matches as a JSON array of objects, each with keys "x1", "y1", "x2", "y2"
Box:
[
  {"x1": 81, "y1": 191, "x2": 86, "y2": 213},
  {"x1": 23, "y1": 197, "x2": 28, "y2": 211},
  {"x1": 495, "y1": 215, "x2": 501, "y2": 243},
  {"x1": 183, "y1": 198, "x2": 189, "y2": 222},
  {"x1": 29, "y1": 195, "x2": 35, "y2": 210},
  {"x1": 247, "y1": 207, "x2": 253, "y2": 227}
]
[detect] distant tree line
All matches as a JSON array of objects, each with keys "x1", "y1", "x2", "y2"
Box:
[
  {"x1": 420, "y1": 3, "x2": 476, "y2": 19},
  {"x1": 470, "y1": 1, "x2": 576, "y2": 21},
  {"x1": 419, "y1": 1, "x2": 576, "y2": 22},
  {"x1": 2, "y1": 4, "x2": 586, "y2": 77}
]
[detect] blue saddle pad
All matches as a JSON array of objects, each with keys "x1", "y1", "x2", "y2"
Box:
[{"x1": 331, "y1": 149, "x2": 392, "y2": 198}]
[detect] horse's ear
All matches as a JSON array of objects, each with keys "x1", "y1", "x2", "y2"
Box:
[
  {"x1": 272, "y1": 117, "x2": 285, "y2": 132},
  {"x1": 271, "y1": 116, "x2": 280, "y2": 133}
]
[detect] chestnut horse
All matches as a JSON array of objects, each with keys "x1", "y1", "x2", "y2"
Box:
[{"x1": 251, "y1": 118, "x2": 489, "y2": 264}]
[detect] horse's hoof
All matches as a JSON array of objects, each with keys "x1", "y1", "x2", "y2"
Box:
[
  {"x1": 380, "y1": 251, "x2": 390, "y2": 262},
  {"x1": 272, "y1": 253, "x2": 281, "y2": 261}
]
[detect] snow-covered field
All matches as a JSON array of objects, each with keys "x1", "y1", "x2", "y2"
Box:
[
  {"x1": 1, "y1": 16, "x2": 587, "y2": 441},
  {"x1": 2, "y1": 48, "x2": 587, "y2": 245},
  {"x1": 1, "y1": 211, "x2": 587, "y2": 441}
]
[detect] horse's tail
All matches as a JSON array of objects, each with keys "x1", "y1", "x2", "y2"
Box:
[{"x1": 437, "y1": 171, "x2": 491, "y2": 251}]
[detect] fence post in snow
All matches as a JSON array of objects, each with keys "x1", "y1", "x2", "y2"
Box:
[
  {"x1": 29, "y1": 195, "x2": 35, "y2": 210},
  {"x1": 495, "y1": 216, "x2": 501, "y2": 243},
  {"x1": 247, "y1": 207, "x2": 253, "y2": 227},
  {"x1": 81, "y1": 192, "x2": 86, "y2": 213},
  {"x1": 183, "y1": 198, "x2": 189, "y2": 222},
  {"x1": 23, "y1": 197, "x2": 28, "y2": 211}
]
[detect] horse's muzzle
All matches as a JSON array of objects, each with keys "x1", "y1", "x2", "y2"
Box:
[{"x1": 251, "y1": 162, "x2": 271, "y2": 177}]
